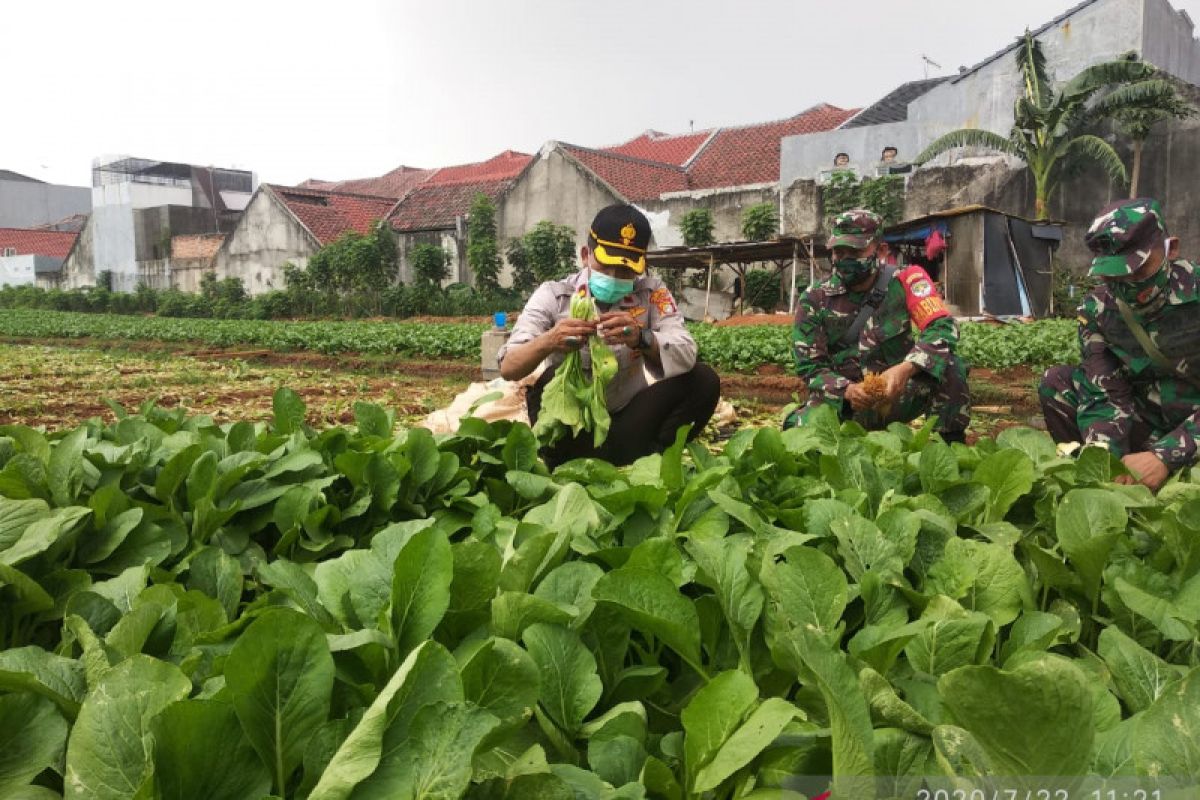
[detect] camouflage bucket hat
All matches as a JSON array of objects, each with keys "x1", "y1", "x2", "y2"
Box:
[
  {"x1": 1085, "y1": 198, "x2": 1167, "y2": 277},
  {"x1": 827, "y1": 209, "x2": 883, "y2": 250}
]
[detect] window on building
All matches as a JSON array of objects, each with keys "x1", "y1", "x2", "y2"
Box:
[{"x1": 2, "y1": 248, "x2": 15, "y2": 257}]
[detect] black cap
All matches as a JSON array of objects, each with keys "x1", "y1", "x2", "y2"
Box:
[{"x1": 589, "y1": 204, "x2": 651, "y2": 274}]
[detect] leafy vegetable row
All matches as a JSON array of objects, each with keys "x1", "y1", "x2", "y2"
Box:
[
  {"x1": 0, "y1": 393, "x2": 1196, "y2": 798},
  {"x1": 0, "y1": 309, "x2": 1079, "y2": 372}
]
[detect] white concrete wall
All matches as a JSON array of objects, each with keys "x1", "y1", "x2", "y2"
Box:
[
  {"x1": 61, "y1": 215, "x2": 95, "y2": 288},
  {"x1": 127, "y1": 183, "x2": 194, "y2": 210},
  {"x1": 0, "y1": 254, "x2": 39, "y2": 287},
  {"x1": 91, "y1": 184, "x2": 138, "y2": 291},
  {"x1": 212, "y1": 189, "x2": 318, "y2": 295},
  {"x1": 396, "y1": 230, "x2": 462, "y2": 286},
  {"x1": 781, "y1": 121, "x2": 951, "y2": 186},
  {"x1": 780, "y1": 0, "x2": 1200, "y2": 181},
  {"x1": 494, "y1": 146, "x2": 621, "y2": 286}
]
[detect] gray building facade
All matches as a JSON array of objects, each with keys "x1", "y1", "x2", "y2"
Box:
[
  {"x1": 781, "y1": 0, "x2": 1200, "y2": 184},
  {"x1": 0, "y1": 171, "x2": 91, "y2": 229}
]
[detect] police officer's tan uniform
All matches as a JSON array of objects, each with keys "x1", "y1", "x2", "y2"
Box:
[{"x1": 499, "y1": 271, "x2": 697, "y2": 412}]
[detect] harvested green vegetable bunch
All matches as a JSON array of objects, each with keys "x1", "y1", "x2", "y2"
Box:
[{"x1": 534, "y1": 292, "x2": 619, "y2": 448}]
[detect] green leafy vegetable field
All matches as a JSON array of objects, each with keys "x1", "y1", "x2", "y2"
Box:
[
  {"x1": 0, "y1": 392, "x2": 1196, "y2": 798},
  {"x1": 0, "y1": 309, "x2": 1079, "y2": 372}
]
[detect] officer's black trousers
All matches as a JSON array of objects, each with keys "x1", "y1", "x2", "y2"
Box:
[{"x1": 526, "y1": 362, "x2": 721, "y2": 468}]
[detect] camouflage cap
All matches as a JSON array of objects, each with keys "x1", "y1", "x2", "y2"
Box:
[
  {"x1": 827, "y1": 208, "x2": 883, "y2": 250},
  {"x1": 1085, "y1": 198, "x2": 1168, "y2": 277}
]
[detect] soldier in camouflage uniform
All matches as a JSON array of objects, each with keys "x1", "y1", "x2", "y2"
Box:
[
  {"x1": 1039, "y1": 198, "x2": 1200, "y2": 492},
  {"x1": 785, "y1": 209, "x2": 971, "y2": 441}
]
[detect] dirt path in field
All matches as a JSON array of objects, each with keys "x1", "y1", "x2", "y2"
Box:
[{"x1": 0, "y1": 338, "x2": 1044, "y2": 441}]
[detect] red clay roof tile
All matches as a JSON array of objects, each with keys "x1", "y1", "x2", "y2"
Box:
[
  {"x1": 684, "y1": 104, "x2": 859, "y2": 190},
  {"x1": 297, "y1": 165, "x2": 434, "y2": 199},
  {"x1": 388, "y1": 179, "x2": 514, "y2": 232},
  {"x1": 425, "y1": 151, "x2": 532, "y2": 186},
  {"x1": 269, "y1": 185, "x2": 397, "y2": 245},
  {"x1": 0, "y1": 228, "x2": 78, "y2": 259},
  {"x1": 603, "y1": 130, "x2": 712, "y2": 166},
  {"x1": 559, "y1": 145, "x2": 690, "y2": 202}
]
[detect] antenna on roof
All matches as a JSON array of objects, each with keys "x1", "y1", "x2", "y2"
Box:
[{"x1": 921, "y1": 54, "x2": 942, "y2": 78}]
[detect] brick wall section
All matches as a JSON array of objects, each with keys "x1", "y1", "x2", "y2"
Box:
[{"x1": 171, "y1": 233, "x2": 226, "y2": 261}]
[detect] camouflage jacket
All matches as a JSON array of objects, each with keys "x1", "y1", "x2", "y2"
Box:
[
  {"x1": 1076, "y1": 259, "x2": 1200, "y2": 467},
  {"x1": 792, "y1": 265, "x2": 959, "y2": 395}
]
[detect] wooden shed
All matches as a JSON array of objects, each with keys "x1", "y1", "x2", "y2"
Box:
[{"x1": 883, "y1": 205, "x2": 1063, "y2": 318}]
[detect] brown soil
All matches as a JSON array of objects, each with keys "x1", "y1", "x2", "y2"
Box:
[
  {"x1": 0, "y1": 335, "x2": 481, "y2": 379},
  {"x1": 720, "y1": 373, "x2": 807, "y2": 403},
  {"x1": 715, "y1": 314, "x2": 793, "y2": 327}
]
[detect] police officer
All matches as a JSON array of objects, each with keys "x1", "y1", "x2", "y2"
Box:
[
  {"x1": 1040, "y1": 198, "x2": 1200, "y2": 492},
  {"x1": 499, "y1": 204, "x2": 721, "y2": 467},
  {"x1": 786, "y1": 208, "x2": 970, "y2": 441}
]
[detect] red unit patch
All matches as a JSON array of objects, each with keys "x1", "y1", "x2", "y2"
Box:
[
  {"x1": 899, "y1": 265, "x2": 950, "y2": 329},
  {"x1": 649, "y1": 287, "x2": 678, "y2": 316}
]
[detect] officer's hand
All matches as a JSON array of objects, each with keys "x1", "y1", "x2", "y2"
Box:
[
  {"x1": 596, "y1": 311, "x2": 641, "y2": 348},
  {"x1": 845, "y1": 382, "x2": 871, "y2": 411},
  {"x1": 1120, "y1": 451, "x2": 1169, "y2": 492},
  {"x1": 880, "y1": 361, "x2": 918, "y2": 401},
  {"x1": 547, "y1": 318, "x2": 597, "y2": 353}
]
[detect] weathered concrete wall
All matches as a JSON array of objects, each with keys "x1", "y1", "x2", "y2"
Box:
[
  {"x1": 61, "y1": 215, "x2": 96, "y2": 289},
  {"x1": 133, "y1": 206, "x2": 221, "y2": 261},
  {"x1": 781, "y1": 0, "x2": 1200, "y2": 181},
  {"x1": 892, "y1": 115, "x2": 1200, "y2": 282},
  {"x1": 213, "y1": 189, "x2": 318, "y2": 295},
  {"x1": 395, "y1": 230, "x2": 461, "y2": 286},
  {"x1": 139, "y1": 259, "x2": 171, "y2": 291},
  {"x1": 1142, "y1": 0, "x2": 1200, "y2": 84},
  {"x1": 0, "y1": 180, "x2": 91, "y2": 229},
  {"x1": 781, "y1": 121, "x2": 945, "y2": 187},
  {"x1": 169, "y1": 260, "x2": 212, "y2": 293},
  {"x1": 91, "y1": 183, "x2": 138, "y2": 291},
  {"x1": 499, "y1": 149, "x2": 619, "y2": 247},
  {"x1": 642, "y1": 184, "x2": 781, "y2": 243},
  {"x1": 909, "y1": 0, "x2": 1144, "y2": 138},
  {"x1": 781, "y1": 180, "x2": 822, "y2": 236},
  {"x1": 493, "y1": 148, "x2": 620, "y2": 285}
]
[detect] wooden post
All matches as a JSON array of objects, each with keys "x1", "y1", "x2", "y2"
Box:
[
  {"x1": 789, "y1": 240, "x2": 799, "y2": 313},
  {"x1": 807, "y1": 238, "x2": 816, "y2": 287},
  {"x1": 703, "y1": 254, "x2": 714, "y2": 321}
]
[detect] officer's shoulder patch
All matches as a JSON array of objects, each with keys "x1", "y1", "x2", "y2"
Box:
[{"x1": 649, "y1": 287, "x2": 677, "y2": 316}]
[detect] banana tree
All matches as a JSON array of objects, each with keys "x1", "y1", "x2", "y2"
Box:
[
  {"x1": 917, "y1": 33, "x2": 1182, "y2": 219},
  {"x1": 1102, "y1": 84, "x2": 1196, "y2": 197}
]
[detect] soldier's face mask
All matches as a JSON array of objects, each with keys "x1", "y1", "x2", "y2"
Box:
[
  {"x1": 588, "y1": 270, "x2": 635, "y2": 304},
  {"x1": 832, "y1": 245, "x2": 878, "y2": 286},
  {"x1": 1110, "y1": 239, "x2": 1172, "y2": 306}
]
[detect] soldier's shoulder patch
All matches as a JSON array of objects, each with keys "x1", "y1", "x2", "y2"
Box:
[
  {"x1": 649, "y1": 287, "x2": 677, "y2": 316},
  {"x1": 898, "y1": 265, "x2": 949, "y2": 329}
]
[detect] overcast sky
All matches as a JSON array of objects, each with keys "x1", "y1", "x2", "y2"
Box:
[{"x1": 7, "y1": 0, "x2": 1200, "y2": 188}]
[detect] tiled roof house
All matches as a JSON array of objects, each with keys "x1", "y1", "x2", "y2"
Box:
[
  {"x1": 212, "y1": 184, "x2": 399, "y2": 295},
  {"x1": 0, "y1": 228, "x2": 79, "y2": 259}
]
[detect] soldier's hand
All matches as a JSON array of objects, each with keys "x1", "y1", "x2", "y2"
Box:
[
  {"x1": 880, "y1": 361, "x2": 918, "y2": 401},
  {"x1": 845, "y1": 382, "x2": 870, "y2": 411},
  {"x1": 1120, "y1": 451, "x2": 1169, "y2": 492}
]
